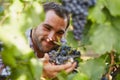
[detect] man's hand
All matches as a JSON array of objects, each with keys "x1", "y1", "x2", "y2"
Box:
[{"x1": 42, "y1": 53, "x2": 76, "y2": 79}]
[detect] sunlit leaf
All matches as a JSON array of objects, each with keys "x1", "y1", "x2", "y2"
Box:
[
  {"x1": 10, "y1": 65, "x2": 33, "y2": 80},
  {"x1": 79, "y1": 58, "x2": 106, "y2": 80},
  {"x1": 88, "y1": 0, "x2": 106, "y2": 24},
  {"x1": 66, "y1": 31, "x2": 79, "y2": 49},
  {"x1": 104, "y1": 0, "x2": 120, "y2": 16},
  {"x1": 29, "y1": 58, "x2": 43, "y2": 80},
  {"x1": 72, "y1": 73, "x2": 89, "y2": 80},
  {"x1": 89, "y1": 23, "x2": 116, "y2": 54}
]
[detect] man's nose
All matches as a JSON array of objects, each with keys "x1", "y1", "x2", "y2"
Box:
[{"x1": 48, "y1": 31, "x2": 55, "y2": 41}]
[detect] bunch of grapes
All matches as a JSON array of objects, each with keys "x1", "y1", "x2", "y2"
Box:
[
  {"x1": 62, "y1": 0, "x2": 96, "y2": 40},
  {"x1": 48, "y1": 45, "x2": 81, "y2": 72}
]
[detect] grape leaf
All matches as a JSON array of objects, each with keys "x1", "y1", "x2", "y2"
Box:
[
  {"x1": 88, "y1": 0, "x2": 106, "y2": 24},
  {"x1": 89, "y1": 15, "x2": 120, "y2": 54},
  {"x1": 112, "y1": 17, "x2": 120, "y2": 53},
  {"x1": 10, "y1": 65, "x2": 33, "y2": 80},
  {"x1": 66, "y1": 31, "x2": 79, "y2": 49},
  {"x1": 104, "y1": 0, "x2": 120, "y2": 16},
  {"x1": 89, "y1": 23, "x2": 116, "y2": 54},
  {"x1": 2, "y1": 45, "x2": 17, "y2": 68},
  {"x1": 115, "y1": 74, "x2": 120, "y2": 80},
  {"x1": 72, "y1": 73, "x2": 89, "y2": 80},
  {"x1": 29, "y1": 58, "x2": 43, "y2": 80},
  {"x1": 79, "y1": 58, "x2": 106, "y2": 80}
]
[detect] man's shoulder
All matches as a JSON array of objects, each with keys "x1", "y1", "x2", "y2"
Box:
[{"x1": 25, "y1": 28, "x2": 34, "y2": 49}]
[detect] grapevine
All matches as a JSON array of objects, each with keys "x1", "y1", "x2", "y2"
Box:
[
  {"x1": 62, "y1": 0, "x2": 96, "y2": 40},
  {"x1": 48, "y1": 45, "x2": 81, "y2": 72}
]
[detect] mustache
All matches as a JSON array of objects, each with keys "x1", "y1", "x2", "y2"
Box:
[
  {"x1": 36, "y1": 36, "x2": 56, "y2": 46},
  {"x1": 45, "y1": 38, "x2": 57, "y2": 45}
]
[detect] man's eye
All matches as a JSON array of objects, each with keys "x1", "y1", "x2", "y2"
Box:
[
  {"x1": 43, "y1": 25, "x2": 51, "y2": 31},
  {"x1": 57, "y1": 31, "x2": 64, "y2": 35},
  {"x1": 43, "y1": 24, "x2": 52, "y2": 31},
  {"x1": 45, "y1": 26, "x2": 51, "y2": 31}
]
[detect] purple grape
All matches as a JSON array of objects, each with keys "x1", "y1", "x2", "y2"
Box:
[
  {"x1": 62, "y1": 0, "x2": 96, "y2": 40},
  {"x1": 48, "y1": 45, "x2": 81, "y2": 69}
]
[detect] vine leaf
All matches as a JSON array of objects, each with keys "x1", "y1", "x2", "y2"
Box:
[
  {"x1": 88, "y1": 0, "x2": 106, "y2": 24},
  {"x1": 79, "y1": 58, "x2": 106, "y2": 80},
  {"x1": 104, "y1": 0, "x2": 120, "y2": 16}
]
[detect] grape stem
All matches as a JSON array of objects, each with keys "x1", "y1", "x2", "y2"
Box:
[{"x1": 106, "y1": 50, "x2": 115, "y2": 80}]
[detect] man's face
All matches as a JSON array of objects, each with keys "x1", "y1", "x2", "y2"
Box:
[{"x1": 34, "y1": 10, "x2": 67, "y2": 53}]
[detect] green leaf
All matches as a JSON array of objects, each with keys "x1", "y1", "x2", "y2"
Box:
[
  {"x1": 88, "y1": 15, "x2": 120, "y2": 54},
  {"x1": 0, "y1": 1, "x2": 44, "y2": 80},
  {"x1": 104, "y1": 0, "x2": 120, "y2": 16},
  {"x1": 79, "y1": 58, "x2": 106, "y2": 80},
  {"x1": 10, "y1": 65, "x2": 33, "y2": 80},
  {"x1": 66, "y1": 31, "x2": 79, "y2": 49},
  {"x1": 89, "y1": 23, "x2": 116, "y2": 54},
  {"x1": 72, "y1": 73, "x2": 89, "y2": 80},
  {"x1": 57, "y1": 71, "x2": 67, "y2": 80},
  {"x1": 2, "y1": 45, "x2": 18, "y2": 68},
  {"x1": 112, "y1": 17, "x2": 120, "y2": 53},
  {"x1": 67, "y1": 73, "x2": 76, "y2": 80},
  {"x1": 29, "y1": 58, "x2": 43, "y2": 80},
  {"x1": 114, "y1": 74, "x2": 120, "y2": 80},
  {"x1": 88, "y1": 0, "x2": 106, "y2": 24}
]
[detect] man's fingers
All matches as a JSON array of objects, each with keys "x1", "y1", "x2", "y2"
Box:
[
  {"x1": 65, "y1": 62, "x2": 77, "y2": 73},
  {"x1": 52, "y1": 62, "x2": 72, "y2": 72},
  {"x1": 42, "y1": 70, "x2": 58, "y2": 78},
  {"x1": 51, "y1": 62, "x2": 76, "y2": 73}
]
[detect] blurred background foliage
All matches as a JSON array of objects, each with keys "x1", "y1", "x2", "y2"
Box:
[{"x1": 0, "y1": 0, "x2": 120, "y2": 80}]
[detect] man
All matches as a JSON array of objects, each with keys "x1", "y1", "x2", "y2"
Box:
[{"x1": 26, "y1": 2, "x2": 76, "y2": 79}]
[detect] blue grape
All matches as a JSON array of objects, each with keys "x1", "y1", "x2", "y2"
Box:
[
  {"x1": 48, "y1": 45, "x2": 81, "y2": 72},
  {"x1": 62, "y1": 0, "x2": 96, "y2": 40}
]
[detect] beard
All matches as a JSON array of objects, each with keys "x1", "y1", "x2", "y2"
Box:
[
  {"x1": 33, "y1": 29, "x2": 48, "y2": 53},
  {"x1": 35, "y1": 37, "x2": 48, "y2": 53},
  {"x1": 35, "y1": 36, "x2": 58, "y2": 53}
]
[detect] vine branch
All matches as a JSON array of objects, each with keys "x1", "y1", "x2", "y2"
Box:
[{"x1": 106, "y1": 50, "x2": 115, "y2": 80}]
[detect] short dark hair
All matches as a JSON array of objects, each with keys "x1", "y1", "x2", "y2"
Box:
[{"x1": 43, "y1": 2, "x2": 70, "y2": 30}]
